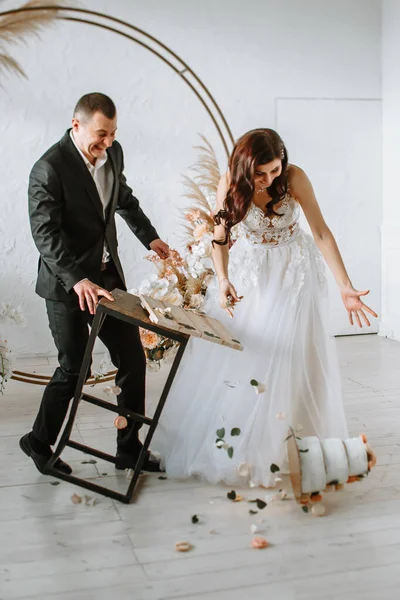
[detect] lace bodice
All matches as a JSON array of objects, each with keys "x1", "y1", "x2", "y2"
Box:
[{"x1": 232, "y1": 194, "x2": 300, "y2": 247}]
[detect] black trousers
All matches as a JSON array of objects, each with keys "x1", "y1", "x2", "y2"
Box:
[{"x1": 32, "y1": 263, "x2": 146, "y2": 453}]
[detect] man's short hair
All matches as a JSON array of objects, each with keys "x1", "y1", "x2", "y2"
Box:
[{"x1": 73, "y1": 93, "x2": 116, "y2": 120}]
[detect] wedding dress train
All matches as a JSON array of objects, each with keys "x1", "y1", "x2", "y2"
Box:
[{"x1": 152, "y1": 195, "x2": 348, "y2": 487}]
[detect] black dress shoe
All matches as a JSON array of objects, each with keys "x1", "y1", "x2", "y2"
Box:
[
  {"x1": 115, "y1": 449, "x2": 164, "y2": 473},
  {"x1": 19, "y1": 433, "x2": 73, "y2": 475}
]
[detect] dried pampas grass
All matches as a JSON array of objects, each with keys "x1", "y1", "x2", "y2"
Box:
[{"x1": 0, "y1": 1, "x2": 66, "y2": 79}]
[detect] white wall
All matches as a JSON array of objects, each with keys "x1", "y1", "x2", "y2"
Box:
[
  {"x1": 0, "y1": 0, "x2": 382, "y2": 354},
  {"x1": 380, "y1": 0, "x2": 400, "y2": 341}
]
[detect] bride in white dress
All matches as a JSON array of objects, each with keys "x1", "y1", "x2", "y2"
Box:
[{"x1": 152, "y1": 128, "x2": 377, "y2": 487}]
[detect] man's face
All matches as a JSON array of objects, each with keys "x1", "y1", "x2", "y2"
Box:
[{"x1": 72, "y1": 111, "x2": 117, "y2": 163}]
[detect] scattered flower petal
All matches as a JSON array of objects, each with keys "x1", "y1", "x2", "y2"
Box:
[
  {"x1": 310, "y1": 493, "x2": 323, "y2": 503},
  {"x1": 249, "y1": 481, "x2": 256, "y2": 488},
  {"x1": 254, "y1": 383, "x2": 266, "y2": 395},
  {"x1": 251, "y1": 536, "x2": 269, "y2": 549},
  {"x1": 250, "y1": 524, "x2": 267, "y2": 534},
  {"x1": 71, "y1": 493, "x2": 82, "y2": 504},
  {"x1": 275, "y1": 412, "x2": 286, "y2": 420},
  {"x1": 233, "y1": 495, "x2": 244, "y2": 503},
  {"x1": 237, "y1": 462, "x2": 251, "y2": 477},
  {"x1": 103, "y1": 385, "x2": 122, "y2": 396},
  {"x1": 114, "y1": 416, "x2": 128, "y2": 429},
  {"x1": 175, "y1": 541, "x2": 192, "y2": 552}
]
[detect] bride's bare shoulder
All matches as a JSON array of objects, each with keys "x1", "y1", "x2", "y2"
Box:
[
  {"x1": 216, "y1": 172, "x2": 230, "y2": 209},
  {"x1": 287, "y1": 163, "x2": 307, "y2": 184},
  {"x1": 219, "y1": 171, "x2": 231, "y2": 187},
  {"x1": 287, "y1": 164, "x2": 311, "y2": 200}
]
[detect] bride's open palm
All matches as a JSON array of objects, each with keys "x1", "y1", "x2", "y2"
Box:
[{"x1": 340, "y1": 286, "x2": 378, "y2": 328}]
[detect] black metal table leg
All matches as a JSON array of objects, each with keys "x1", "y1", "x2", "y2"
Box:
[
  {"x1": 125, "y1": 336, "x2": 188, "y2": 501},
  {"x1": 44, "y1": 296, "x2": 190, "y2": 503}
]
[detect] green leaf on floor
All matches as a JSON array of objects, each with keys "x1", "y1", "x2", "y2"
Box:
[
  {"x1": 231, "y1": 428, "x2": 241, "y2": 436},
  {"x1": 227, "y1": 446, "x2": 234, "y2": 459},
  {"x1": 270, "y1": 463, "x2": 280, "y2": 473},
  {"x1": 216, "y1": 428, "x2": 225, "y2": 439},
  {"x1": 227, "y1": 490, "x2": 237, "y2": 500}
]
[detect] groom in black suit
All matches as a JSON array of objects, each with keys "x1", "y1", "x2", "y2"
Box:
[{"x1": 20, "y1": 93, "x2": 169, "y2": 475}]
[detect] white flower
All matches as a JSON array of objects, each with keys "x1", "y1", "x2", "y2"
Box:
[
  {"x1": 249, "y1": 481, "x2": 256, "y2": 488},
  {"x1": 165, "y1": 273, "x2": 178, "y2": 286},
  {"x1": 189, "y1": 294, "x2": 204, "y2": 310},
  {"x1": 311, "y1": 503, "x2": 326, "y2": 517},
  {"x1": 163, "y1": 288, "x2": 184, "y2": 306},
  {"x1": 151, "y1": 278, "x2": 170, "y2": 299}
]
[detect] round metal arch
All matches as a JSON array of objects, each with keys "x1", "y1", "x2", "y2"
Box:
[{"x1": 0, "y1": 5, "x2": 235, "y2": 157}]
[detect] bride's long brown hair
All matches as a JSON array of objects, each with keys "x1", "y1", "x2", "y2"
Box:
[{"x1": 213, "y1": 128, "x2": 289, "y2": 245}]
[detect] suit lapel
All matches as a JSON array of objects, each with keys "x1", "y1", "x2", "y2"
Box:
[
  {"x1": 59, "y1": 130, "x2": 105, "y2": 222},
  {"x1": 105, "y1": 146, "x2": 119, "y2": 223}
]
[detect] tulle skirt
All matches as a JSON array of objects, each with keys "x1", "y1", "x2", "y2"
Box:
[{"x1": 152, "y1": 231, "x2": 349, "y2": 487}]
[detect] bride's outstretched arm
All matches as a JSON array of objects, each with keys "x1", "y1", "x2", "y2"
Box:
[
  {"x1": 212, "y1": 174, "x2": 242, "y2": 318},
  {"x1": 289, "y1": 165, "x2": 378, "y2": 328}
]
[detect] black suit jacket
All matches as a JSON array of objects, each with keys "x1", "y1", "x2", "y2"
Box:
[{"x1": 29, "y1": 130, "x2": 159, "y2": 302}]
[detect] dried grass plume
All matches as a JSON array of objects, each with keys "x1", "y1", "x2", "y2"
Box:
[{"x1": 0, "y1": 1, "x2": 66, "y2": 79}]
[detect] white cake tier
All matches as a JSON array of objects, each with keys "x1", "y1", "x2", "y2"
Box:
[
  {"x1": 320, "y1": 438, "x2": 349, "y2": 484},
  {"x1": 297, "y1": 436, "x2": 327, "y2": 494},
  {"x1": 343, "y1": 437, "x2": 368, "y2": 476}
]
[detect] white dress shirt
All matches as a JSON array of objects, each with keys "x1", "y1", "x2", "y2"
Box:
[{"x1": 70, "y1": 130, "x2": 114, "y2": 265}]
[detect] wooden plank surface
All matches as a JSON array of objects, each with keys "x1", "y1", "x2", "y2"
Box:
[
  {"x1": 99, "y1": 290, "x2": 242, "y2": 350},
  {"x1": 139, "y1": 294, "x2": 243, "y2": 351}
]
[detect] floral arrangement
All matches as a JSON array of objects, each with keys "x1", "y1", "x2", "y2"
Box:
[
  {"x1": 0, "y1": 303, "x2": 26, "y2": 394},
  {"x1": 133, "y1": 136, "x2": 221, "y2": 370},
  {"x1": 0, "y1": 339, "x2": 12, "y2": 394}
]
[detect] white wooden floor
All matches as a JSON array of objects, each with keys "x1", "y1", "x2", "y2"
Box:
[{"x1": 1, "y1": 334, "x2": 400, "y2": 600}]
